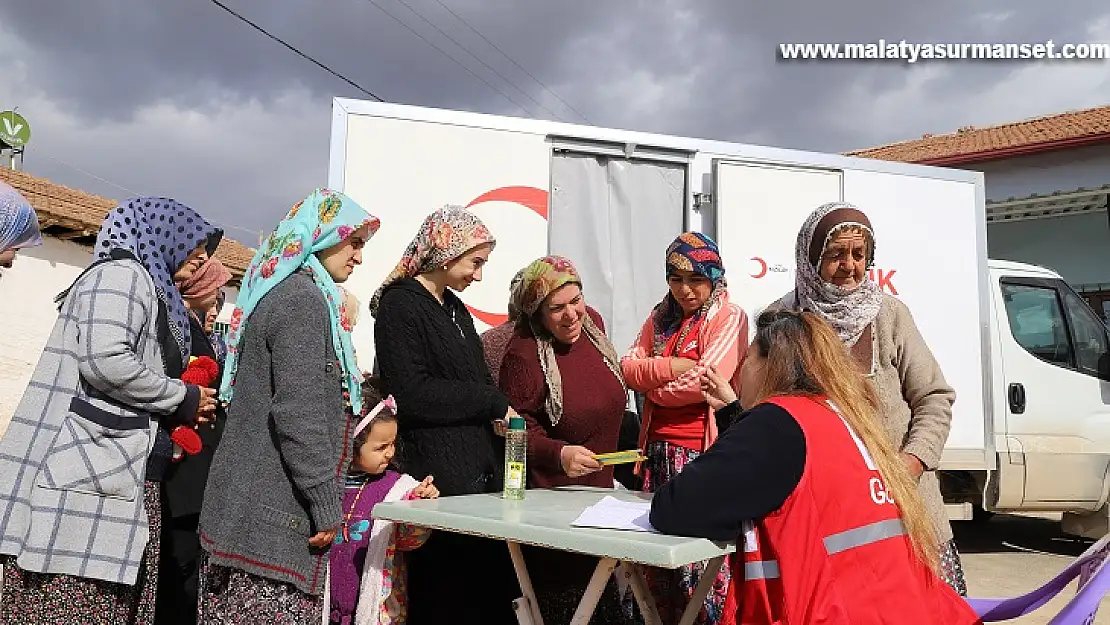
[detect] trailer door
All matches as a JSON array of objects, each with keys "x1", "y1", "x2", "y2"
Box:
[
  {"x1": 548, "y1": 151, "x2": 686, "y2": 354},
  {"x1": 713, "y1": 160, "x2": 843, "y2": 340}
]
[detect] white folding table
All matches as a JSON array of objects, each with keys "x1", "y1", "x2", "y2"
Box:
[{"x1": 374, "y1": 486, "x2": 735, "y2": 625}]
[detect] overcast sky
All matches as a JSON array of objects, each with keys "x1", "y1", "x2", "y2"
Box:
[{"x1": 2, "y1": 0, "x2": 1109, "y2": 245}]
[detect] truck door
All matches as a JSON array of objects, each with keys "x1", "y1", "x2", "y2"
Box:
[
  {"x1": 997, "y1": 275, "x2": 1110, "y2": 506},
  {"x1": 712, "y1": 160, "x2": 843, "y2": 337},
  {"x1": 548, "y1": 148, "x2": 687, "y2": 354}
]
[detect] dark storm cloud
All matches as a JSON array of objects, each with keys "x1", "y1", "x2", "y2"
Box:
[{"x1": 1, "y1": 0, "x2": 1108, "y2": 240}]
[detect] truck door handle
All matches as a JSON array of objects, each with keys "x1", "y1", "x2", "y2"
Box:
[{"x1": 1008, "y1": 383, "x2": 1026, "y2": 414}]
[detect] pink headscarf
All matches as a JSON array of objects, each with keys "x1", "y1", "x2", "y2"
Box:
[{"x1": 180, "y1": 257, "x2": 232, "y2": 302}]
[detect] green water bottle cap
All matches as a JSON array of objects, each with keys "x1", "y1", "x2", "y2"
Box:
[{"x1": 509, "y1": 416, "x2": 526, "y2": 430}]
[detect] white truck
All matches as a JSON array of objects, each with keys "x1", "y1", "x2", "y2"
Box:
[{"x1": 328, "y1": 98, "x2": 1110, "y2": 537}]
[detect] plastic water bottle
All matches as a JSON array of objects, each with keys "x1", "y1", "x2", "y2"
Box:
[{"x1": 503, "y1": 416, "x2": 527, "y2": 500}]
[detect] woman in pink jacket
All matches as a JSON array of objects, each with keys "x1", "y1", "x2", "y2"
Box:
[{"x1": 620, "y1": 231, "x2": 748, "y2": 625}]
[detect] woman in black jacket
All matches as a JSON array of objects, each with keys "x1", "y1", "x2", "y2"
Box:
[
  {"x1": 369, "y1": 204, "x2": 520, "y2": 625},
  {"x1": 159, "y1": 257, "x2": 232, "y2": 624}
]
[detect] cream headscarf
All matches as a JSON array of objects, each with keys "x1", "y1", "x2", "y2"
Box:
[{"x1": 793, "y1": 201, "x2": 883, "y2": 347}]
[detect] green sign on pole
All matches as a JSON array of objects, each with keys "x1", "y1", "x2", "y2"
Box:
[{"x1": 0, "y1": 111, "x2": 31, "y2": 148}]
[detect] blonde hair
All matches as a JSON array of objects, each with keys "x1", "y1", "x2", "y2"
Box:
[{"x1": 750, "y1": 309, "x2": 939, "y2": 572}]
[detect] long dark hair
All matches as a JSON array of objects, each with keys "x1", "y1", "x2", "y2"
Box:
[{"x1": 749, "y1": 309, "x2": 939, "y2": 572}]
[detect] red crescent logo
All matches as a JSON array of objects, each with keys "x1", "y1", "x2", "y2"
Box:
[
  {"x1": 751, "y1": 256, "x2": 767, "y2": 279},
  {"x1": 463, "y1": 185, "x2": 550, "y2": 327}
]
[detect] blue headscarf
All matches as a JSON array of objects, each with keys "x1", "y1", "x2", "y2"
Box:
[
  {"x1": 94, "y1": 197, "x2": 222, "y2": 363},
  {"x1": 0, "y1": 181, "x2": 42, "y2": 252},
  {"x1": 652, "y1": 231, "x2": 728, "y2": 356},
  {"x1": 219, "y1": 189, "x2": 380, "y2": 415}
]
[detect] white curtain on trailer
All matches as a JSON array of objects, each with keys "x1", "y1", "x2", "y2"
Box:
[{"x1": 548, "y1": 152, "x2": 686, "y2": 355}]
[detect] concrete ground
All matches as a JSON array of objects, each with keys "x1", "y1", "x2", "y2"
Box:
[{"x1": 958, "y1": 513, "x2": 1109, "y2": 623}]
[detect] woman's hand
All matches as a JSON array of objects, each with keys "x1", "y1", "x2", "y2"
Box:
[
  {"x1": 560, "y1": 445, "x2": 602, "y2": 478},
  {"x1": 493, "y1": 406, "x2": 518, "y2": 437},
  {"x1": 700, "y1": 366, "x2": 737, "y2": 410},
  {"x1": 308, "y1": 526, "x2": 339, "y2": 548},
  {"x1": 900, "y1": 452, "x2": 925, "y2": 479},
  {"x1": 670, "y1": 357, "x2": 698, "y2": 376},
  {"x1": 412, "y1": 475, "x2": 439, "y2": 499},
  {"x1": 195, "y1": 387, "x2": 219, "y2": 424}
]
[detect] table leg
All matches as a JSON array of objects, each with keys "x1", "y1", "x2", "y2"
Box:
[
  {"x1": 676, "y1": 556, "x2": 726, "y2": 625},
  {"x1": 568, "y1": 558, "x2": 618, "y2": 625},
  {"x1": 618, "y1": 562, "x2": 662, "y2": 625},
  {"x1": 507, "y1": 541, "x2": 546, "y2": 625}
]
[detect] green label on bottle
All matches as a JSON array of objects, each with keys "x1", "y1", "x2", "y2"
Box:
[{"x1": 506, "y1": 462, "x2": 524, "y2": 489}]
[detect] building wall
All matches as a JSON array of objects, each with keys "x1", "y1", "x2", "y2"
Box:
[
  {"x1": 0, "y1": 238, "x2": 89, "y2": 436},
  {"x1": 968, "y1": 143, "x2": 1110, "y2": 202},
  {"x1": 0, "y1": 238, "x2": 239, "y2": 437},
  {"x1": 954, "y1": 145, "x2": 1110, "y2": 289}
]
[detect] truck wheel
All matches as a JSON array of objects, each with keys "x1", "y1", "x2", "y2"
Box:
[{"x1": 971, "y1": 504, "x2": 995, "y2": 523}]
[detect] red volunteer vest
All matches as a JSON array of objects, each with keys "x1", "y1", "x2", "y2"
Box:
[{"x1": 721, "y1": 395, "x2": 981, "y2": 625}]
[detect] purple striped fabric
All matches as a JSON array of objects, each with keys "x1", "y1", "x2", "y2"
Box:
[{"x1": 966, "y1": 534, "x2": 1110, "y2": 624}]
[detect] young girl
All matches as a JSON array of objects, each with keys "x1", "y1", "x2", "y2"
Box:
[{"x1": 328, "y1": 377, "x2": 439, "y2": 625}]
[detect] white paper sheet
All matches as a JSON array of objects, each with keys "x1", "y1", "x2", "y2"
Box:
[{"x1": 570, "y1": 496, "x2": 656, "y2": 532}]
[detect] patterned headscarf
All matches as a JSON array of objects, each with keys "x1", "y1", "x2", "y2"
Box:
[
  {"x1": 512, "y1": 256, "x2": 625, "y2": 426},
  {"x1": 651, "y1": 232, "x2": 727, "y2": 356},
  {"x1": 505, "y1": 268, "x2": 526, "y2": 324},
  {"x1": 794, "y1": 201, "x2": 882, "y2": 346},
  {"x1": 219, "y1": 189, "x2": 380, "y2": 414},
  {"x1": 94, "y1": 197, "x2": 222, "y2": 363},
  {"x1": 0, "y1": 181, "x2": 42, "y2": 252},
  {"x1": 369, "y1": 205, "x2": 495, "y2": 316}
]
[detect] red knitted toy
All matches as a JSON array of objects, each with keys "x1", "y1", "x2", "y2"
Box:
[{"x1": 173, "y1": 356, "x2": 220, "y2": 461}]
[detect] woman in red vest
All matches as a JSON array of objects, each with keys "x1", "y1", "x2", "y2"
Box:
[{"x1": 649, "y1": 309, "x2": 980, "y2": 624}]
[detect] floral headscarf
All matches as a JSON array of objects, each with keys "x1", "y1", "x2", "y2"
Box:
[
  {"x1": 95, "y1": 197, "x2": 222, "y2": 363},
  {"x1": 512, "y1": 255, "x2": 624, "y2": 426},
  {"x1": 219, "y1": 189, "x2": 380, "y2": 414},
  {"x1": 651, "y1": 232, "x2": 727, "y2": 356},
  {"x1": 505, "y1": 268, "x2": 526, "y2": 324},
  {"x1": 339, "y1": 287, "x2": 361, "y2": 332},
  {"x1": 793, "y1": 201, "x2": 882, "y2": 347},
  {"x1": 369, "y1": 204, "x2": 495, "y2": 316},
  {"x1": 0, "y1": 181, "x2": 42, "y2": 253}
]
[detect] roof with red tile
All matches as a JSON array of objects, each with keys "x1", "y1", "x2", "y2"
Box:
[
  {"x1": 846, "y1": 104, "x2": 1110, "y2": 165},
  {"x1": 0, "y1": 167, "x2": 254, "y2": 280}
]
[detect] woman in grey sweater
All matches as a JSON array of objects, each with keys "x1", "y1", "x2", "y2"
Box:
[
  {"x1": 0, "y1": 197, "x2": 221, "y2": 624},
  {"x1": 773, "y1": 201, "x2": 965, "y2": 595},
  {"x1": 197, "y1": 189, "x2": 381, "y2": 624}
]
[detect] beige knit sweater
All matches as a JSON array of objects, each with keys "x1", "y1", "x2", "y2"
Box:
[{"x1": 772, "y1": 292, "x2": 956, "y2": 544}]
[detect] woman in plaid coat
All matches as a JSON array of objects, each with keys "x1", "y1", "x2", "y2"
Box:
[{"x1": 0, "y1": 197, "x2": 221, "y2": 624}]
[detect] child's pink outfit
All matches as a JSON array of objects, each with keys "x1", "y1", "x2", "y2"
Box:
[{"x1": 325, "y1": 470, "x2": 430, "y2": 625}]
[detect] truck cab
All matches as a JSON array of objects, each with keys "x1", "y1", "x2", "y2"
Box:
[{"x1": 943, "y1": 259, "x2": 1110, "y2": 536}]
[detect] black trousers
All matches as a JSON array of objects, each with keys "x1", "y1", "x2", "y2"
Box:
[
  {"x1": 406, "y1": 530, "x2": 521, "y2": 625},
  {"x1": 155, "y1": 513, "x2": 202, "y2": 625}
]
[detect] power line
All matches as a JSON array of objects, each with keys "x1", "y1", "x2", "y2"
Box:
[
  {"x1": 363, "y1": 0, "x2": 534, "y2": 117},
  {"x1": 431, "y1": 0, "x2": 593, "y2": 124},
  {"x1": 33, "y1": 153, "x2": 262, "y2": 240},
  {"x1": 36, "y1": 153, "x2": 141, "y2": 197},
  {"x1": 389, "y1": 0, "x2": 567, "y2": 121},
  {"x1": 209, "y1": 0, "x2": 385, "y2": 102}
]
